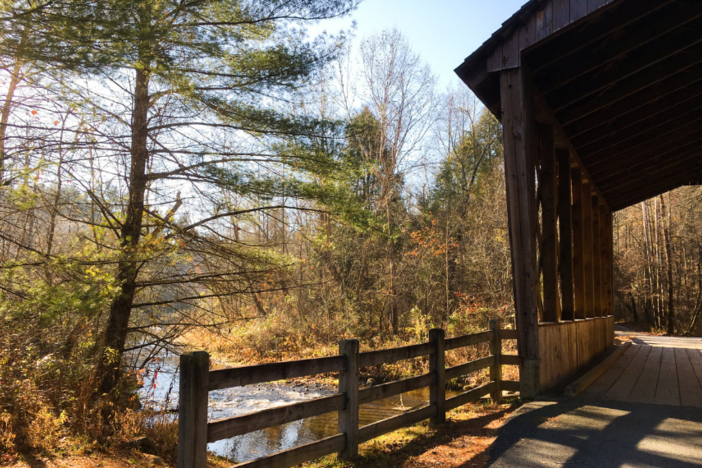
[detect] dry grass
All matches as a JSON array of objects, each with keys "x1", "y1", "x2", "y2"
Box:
[{"x1": 302, "y1": 398, "x2": 521, "y2": 468}]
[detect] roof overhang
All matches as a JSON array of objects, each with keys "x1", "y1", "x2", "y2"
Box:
[{"x1": 456, "y1": 0, "x2": 702, "y2": 211}]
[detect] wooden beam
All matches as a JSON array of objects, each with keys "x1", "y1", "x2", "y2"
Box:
[
  {"x1": 583, "y1": 114, "x2": 702, "y2": 168},
  {"x1": 531, "y1": 82, "x2": 609, "y2": 210},
  {"x1": 528, "y1": 0, "x2": 672, "y2": 73},
  {"x1": 600, "y1": 205, "x2": 612, "y2": 316},
  {"x1": 579, "y1": 102, "x2": 702, "y2": 162},
  {"x1": 596, "y1": 142, "x2": 702, "y2": 189},
  {"x1": 582, "y1": 181, "x2": 595, "y2": 318},
  {"x1": 500, "y1": 68, "x2": 540, "y2": 398},
  {"x1": 556, "y1": 52, "x2": 702, "y2": 126},
  {"x1": 591, "y1": 195, "x2": 602, "y2": 318},
  {"x1": 572, "y1": 91, "x2": 702, "y2": 153},
  {"x1": 540, "y1": 124, "x2": 559, "y2": 323},
  {"x1": 565, "y1": 75, "x2": 702, "y2": 139},
  {"x1": 338, "y1": 339, "x2": 359, "y2": 459},
  {"x1": 178, "y1": 352, "x2": 209, "y2": 468},
  {"x1": 558, "y1": 150, "x2": 574, "y2": 321},
  {"x1": 608, "y1": 169, "x2": 702, "y2": 210},
  {"x1": 534, "y1": 3, "x2": 702, "y2": 94},
  {"x1": 600, "y1": 151, "x2": 702, "y2": 199},
  {"x1": 571, "y1": 168, "x2": 586, "y2": 320},
  {"x1": 549, "y1": 38, "x2": 702, "y2": 113}
]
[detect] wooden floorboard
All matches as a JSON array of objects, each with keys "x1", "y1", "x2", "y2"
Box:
[
  {"x1": 686, "y1": 348, "x2": 702, "y2": 389},
  {"x1": 603, "y1": 345, "x2": 651, "y2": 401},
  {"x1": 653, "y1": 347, "x2": 680, "y2": 406},
  {"x1": 675, "y1": 347, "x2": 702, "y2": 408},
  {"x1": 584, "y1": 345, "x2": 641, "y2": 398},
  {"x1": 628, "y1": 346, "x2": 663, "y2": 404}
]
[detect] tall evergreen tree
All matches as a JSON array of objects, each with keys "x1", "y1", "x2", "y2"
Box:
[{"x1": 2, "y1": 0, "x2": 359, "y2": 390}]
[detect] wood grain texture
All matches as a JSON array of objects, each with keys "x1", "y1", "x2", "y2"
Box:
[
  {"x1": 178, "y1": 352, "x2": 209, "y2": 468},
  {"x1": 445, "y1": 356, "x2": 494, "y2": 380},
  {"x1": 209, "y1": 356, "x2": 345, "y2": 391},
  {"x1": 359, "y1": 373, "x2": 434, "y2": 405},
  {"x1": 430, "y1": 329, "x2": 446, "y2": 423},
  {"x1": 207, "y1": 394, "x2": 345, "y2": 443},
  {"x1": 654, "y1": 348, "x2": 680, "y2": 406},
  {"x1": 232, "y1": 434, "x2": 346, "y2": 468},
  {"x1": 338, "y1": 339, "x2": 359, "y2": 459},
  {"x1": 359, "y1": 343, "x2": 433, "y2": 367},
  {"x1": 500, "y1": 68, "x2": 540, "y2": 397},
  {"x1": 628, "y1": 346, "x2": 663, "y2": 404},
  {"x1": 445, "y1": 382, "x2": 496, "y2": 411},
  {"x1": 445, "y1": 330, "x2": 493, "y2": 351},
  {"x1": 571, "y1": 169, "x2": 586, "y2": 319},
  {"x1": 674, "y1": 347, "x2": 702, "y2": 408},
  {"x1": 358, "y1": 405, "x2": 437, "y2": 444},
  {"x1": 540, "y1": 124, "x2": 559, "y2": 323}
]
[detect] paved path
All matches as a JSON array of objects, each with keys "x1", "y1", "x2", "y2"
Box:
[{"x1": 487, "y1": 334, "x2": 702, "y2": 467}]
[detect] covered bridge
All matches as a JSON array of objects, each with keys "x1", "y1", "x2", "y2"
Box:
[{"x1": 455, "y1": 0, "x2": 702, "y2": 398}]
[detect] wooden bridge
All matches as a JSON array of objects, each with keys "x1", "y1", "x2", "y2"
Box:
[
  {"x1": 455, "y1": 0, "x2": 702, "y2": 398},
  {"x1": 177, "y1": 0, "x2": 702, "y2": 466}
]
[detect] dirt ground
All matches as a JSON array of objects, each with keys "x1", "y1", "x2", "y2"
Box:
[{"x1": 4, "y1": 401, "x2": 520, "y2": 468}]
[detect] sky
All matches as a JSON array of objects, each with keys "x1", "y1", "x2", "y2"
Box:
[{"x1": 312, "y1": 0, "x2": 528, "y2": 88}]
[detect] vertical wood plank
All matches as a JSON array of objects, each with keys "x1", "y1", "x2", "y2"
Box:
[
  {"x1": 558, "y1": 151, "x2": 574, "y2": 321},
  {"x1": 503, "y1": 32, "x2": 521, "y2": 69},
  {"x1": 570, "y1": 0, "x2": 588, "y2": 22},
  {"x1": 338, "y1": 339, "x2": 359, "y2": 459},
  {"x1": 592, "y1": 195, "x2": 602, "y2": 318},
  {"x1": 553, "y1": 0, "x2": 571, "y2": 31},
  {"x1": 540, "y1": 125, "x2": 559, "y2": 323},
  {"x1": 500, "y1": 68, "x2": 540, "y2": 399},
  {"x1": 600, "y1": 205, "x2": 612, "y2": 316},
  {"x1": 488, "y1": 44, "x2": 504, "y2": 73},
  {"x1": 178, "y1": 351, "x2": 210, "y2": 468},
  {"x1": 582, "y1": 181, "x2": 595, "y2": 318},
  {"x1": 588, "y1": 0, "x2": 607, "y2": 13},
  {"x1": 571, "y1": 169, "x2": 586, "y2": 320},
  {"x1": 489, "y1": 320, "x2": 502, "y2": 403},
  {"x1": 429, "y1": 329, "x2": 446, "y2": 423},
  {"x1": 536, "y1": 2, "x2": 553, "y2": 42}
]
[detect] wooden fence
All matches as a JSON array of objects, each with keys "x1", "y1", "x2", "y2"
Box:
[{"x1": 177, "y1": 320, "x2": 521, "y2": 468}]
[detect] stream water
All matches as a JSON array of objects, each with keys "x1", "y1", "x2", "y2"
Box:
[{"x1": 136, "y1": 352, "x2": 454, "y2": 464}]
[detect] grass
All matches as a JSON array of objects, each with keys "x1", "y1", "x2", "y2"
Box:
[{"x1": 300, "y1": 398, "x2": 521, "y2": 468}]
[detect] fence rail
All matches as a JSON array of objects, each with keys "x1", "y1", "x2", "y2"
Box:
[{"x1": 177, "y1": 320, "x2": 521, "y2": 468}]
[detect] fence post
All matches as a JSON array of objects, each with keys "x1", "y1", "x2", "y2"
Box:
[
  {"x1": 338, "y1": 339, "x2": 359, "y2": 459},
  {"x1": 178, "y1": 351, "x2": 210, "y2": 468},
  {"x1": 489, "y1": 320, "x2": 502, "y2": 404},
  {"x1": 429, "y1": 328, "x2": 446, "y2": 424}
]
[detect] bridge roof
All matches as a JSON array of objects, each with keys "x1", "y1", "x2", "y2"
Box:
[{"x1": 456, "y1": 0, "x2": 702, "y2": 211}]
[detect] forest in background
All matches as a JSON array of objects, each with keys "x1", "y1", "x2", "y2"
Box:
[{"x1": 1, "y1": 0, "x2": 701, "y2": 462}]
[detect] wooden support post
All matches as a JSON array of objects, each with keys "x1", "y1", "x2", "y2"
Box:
[
  {"x1": 558, "y1": 150, "x2": 574, "y2": 321},
  {"x1": 338, "y1": 339, "x2": 359, "y2": 459},
  {"x1": 601, "y1": 206, "x2": 613, "y2": 316},
  {"x1": 592, "y1": 195, "x2": 602, "y2": 318},
  {"x1": 500, "y1": 68, "x2": 540, "y2": 399},
  {"x1": 178, "y1": 351, "x2": 210, "y2": 468},
  {"x1": 489, "y1": 320, "x2": 502, "y2": 404},
  {"x1": 582, "y1": 181, "x2": 595, "y2": 318},
  {"x1": 540, "y1": 124, "x2": 559, "y2": 323},
  {"x1": 571, "y1": 169, "x2": 586, "y2": 320},
  {"x1": 429, "y1": 328, "x2": 446, "y2": 423}
]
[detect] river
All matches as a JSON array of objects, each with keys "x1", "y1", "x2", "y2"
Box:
[{"x1": 136, "y1": 351, "x2": 455, "y2": 464}]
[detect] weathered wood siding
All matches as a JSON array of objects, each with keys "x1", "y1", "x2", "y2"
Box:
[{"x1": 538, "y1": 315, "x2": 614, "y2": 390}]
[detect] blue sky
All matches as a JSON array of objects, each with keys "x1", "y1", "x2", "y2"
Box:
[{"x1": 315, "y1": 0, "x2": 527, "y2": 87}]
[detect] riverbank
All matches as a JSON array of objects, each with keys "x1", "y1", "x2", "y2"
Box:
[{"x1": 4, "y1": 398, "x2": 519, "y2": 468}]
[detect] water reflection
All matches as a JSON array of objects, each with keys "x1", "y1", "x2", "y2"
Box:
[{"x1": 135, "y1": 353, "x2": 455, "y2": 463}]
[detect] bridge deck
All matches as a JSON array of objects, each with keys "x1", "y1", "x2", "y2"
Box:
[{"x1": 583, "y1": 335, "x2": 702, "y2": 407}]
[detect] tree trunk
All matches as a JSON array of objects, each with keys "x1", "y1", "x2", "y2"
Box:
[
  {"x1": 98, "y1": 66, "x2": 151, "y2": 393},
  {"x1": 661, "y1": 195, "x2": 674, "y2": 335}
]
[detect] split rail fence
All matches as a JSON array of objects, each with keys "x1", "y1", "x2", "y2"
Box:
[{"x1": 177, "y1": 320, "x2": 520, "y2": 468}]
